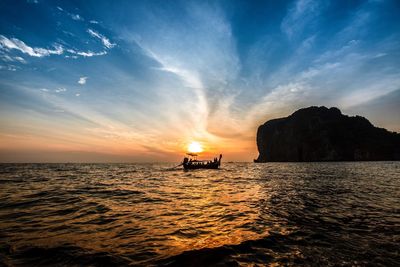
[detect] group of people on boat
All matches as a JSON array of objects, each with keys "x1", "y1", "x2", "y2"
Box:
[{"x1": 182, "y1": 154, "x2": 222, "y2": 169}]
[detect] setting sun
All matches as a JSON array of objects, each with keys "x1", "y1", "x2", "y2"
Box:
[{"x1": 187, "y1": 141, "x2": 203, "y2": 153}]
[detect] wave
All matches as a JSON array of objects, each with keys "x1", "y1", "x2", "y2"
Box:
[
  {"x1": 0, "y1": 243, "x2": 132, "y2": 267},
  {"x1": 157, "y1": 230, "x2": 400, "y2": 266},
  {"x1": 157, "y1": 233, "x2": 295, "y2": 266}
]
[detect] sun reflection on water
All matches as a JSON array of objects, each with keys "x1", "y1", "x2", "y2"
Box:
[{"x1": 1, "y1": 162, "x2": 399, "y2": 265}]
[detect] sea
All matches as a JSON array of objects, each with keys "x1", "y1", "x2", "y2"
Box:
[{"x1": 0, "y1": 162, "x2": 399, "y2": 266}]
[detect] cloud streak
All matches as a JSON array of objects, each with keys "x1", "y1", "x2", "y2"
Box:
[
  {"x1": 0, "y1": 34, "x2": 110, "y2": 60},
  {"x1": 87, "y1": 29, "x2": 115, "y2": 49},
  {"x1": 0, "y1": 35, "x2": 63, "y2": 57},
  {"x1": 55, "y1": 87, "x2": 67, "y2": 93},
  {"x1": 281, "y1": 0, "x2": 322, "y2": 39},
  {"x1": 78, "y1": 77, "x2": 88, "y2": 85},
  {"x1": 70, "y1": 13, "x2": 83, "y2": 21},
  {"x1": 66, "y1": 49, "x2": 107, "y2": 57}
]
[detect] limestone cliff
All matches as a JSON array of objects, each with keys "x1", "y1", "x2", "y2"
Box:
[{"x1": 255, "y1": 106, "x2": 400, "y2": 162}]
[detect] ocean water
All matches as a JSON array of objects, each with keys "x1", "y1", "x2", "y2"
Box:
[{"x1": 0, "y1": 162, "x2": 399, "y2": 266}]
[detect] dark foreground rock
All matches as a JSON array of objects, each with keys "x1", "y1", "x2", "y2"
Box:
[{"x1": 255, "y1": 106, "x2": 400, "y2": 162}]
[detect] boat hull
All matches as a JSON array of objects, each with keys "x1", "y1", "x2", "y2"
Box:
[{"x1": 183, "y1": 162, "x2": 220, "y2": 170}]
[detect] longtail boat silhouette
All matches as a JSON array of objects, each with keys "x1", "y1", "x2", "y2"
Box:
[{"x1": 181, "y1": 153, "x2": 222, "y2": 170}]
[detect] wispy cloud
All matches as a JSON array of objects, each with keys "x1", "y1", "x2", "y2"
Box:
[
  {"x1": 14, "y1": 56, "x2": 26, "y2": 63},
  {"x1": 70, "y1": 13, "x2": 83, "y2": 21},
  {"x1": 120, "y1": 2, "x2": 242, "y2": 147},
  {"x1": 336, "y1": 9, "x2": 371, "y2": 43},
  {"x1": 87, "y1": 29, "x2": 115, "y2": 49},
  {"x1": 0, "y1": 35, "x2": 63, "y2": 57},
  {"x1": 78, "y1": 76, "x2": 88, "y2": 85},
  {"x1": 89, "y1": 20, "x2": 99, "y2": 24},
  {"x1": 0, "y1": 33, "x2": 110, "y2": 60},
  {"x1": 0, "y1": 65, "x2": 17, "y2": 71},
  {"x1": 67, "y1": 49, "x2": 107, "y2": 57},
  {"x1": 55, "y1": 6, "x2": 84, "y2": 22},
  {"x1": 55, "y1": 87, "x2": 67, "y2": 93},
  {"x1": 0, "y1": 54, "x2": 26, "y2": 63},
  {"x1": 281, "y1": 0, "x2": 322, "y2": 39},
  {"x1": 135, "y1": 40, "x2": 210, "y2": 136},
  {"x1": 77, "y1": 51, "x2": 106, "y2": 57}
]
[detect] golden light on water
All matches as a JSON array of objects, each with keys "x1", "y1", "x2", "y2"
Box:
[{"x1": 188, "y1": 141, "x2": 203, "y2": 153}]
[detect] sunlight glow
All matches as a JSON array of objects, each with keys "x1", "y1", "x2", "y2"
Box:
[{"x1": 188, "y1": 141, "x2": 203, "y2": 153}]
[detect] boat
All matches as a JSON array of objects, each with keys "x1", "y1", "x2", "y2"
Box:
[{"x1": 182, "y1": 153, "x2": 222, "y2": 170}]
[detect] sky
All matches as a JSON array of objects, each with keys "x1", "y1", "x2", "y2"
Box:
[{"x1": 0, "y1": 0, "x2": 399, "y2": 162}]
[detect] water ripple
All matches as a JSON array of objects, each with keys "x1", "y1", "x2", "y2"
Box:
[{"x1": 0, "y1": 162, "x2": 399, "y2": 266}]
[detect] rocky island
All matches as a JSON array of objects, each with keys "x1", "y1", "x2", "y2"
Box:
[{"x1": 255, "y1": 106, "x2": 400, "y2": 162}]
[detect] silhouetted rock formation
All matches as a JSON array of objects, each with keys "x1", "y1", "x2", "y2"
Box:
[{"x1": 255, "y1": 106, "x2": 400, "y2": 162}]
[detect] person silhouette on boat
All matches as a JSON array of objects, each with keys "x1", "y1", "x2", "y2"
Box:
[{"x1": 181, "y1": 154, "x2": 222, "y2": 169}]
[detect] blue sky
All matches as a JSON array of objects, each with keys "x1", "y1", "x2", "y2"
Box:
[{"x1": 0, "y1": 0, "x2": 399, "y2": 162}]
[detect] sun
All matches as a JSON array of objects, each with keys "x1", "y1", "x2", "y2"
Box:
[{"x1": 188, "y1": 141, "x2": 203, "y2": 153}]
